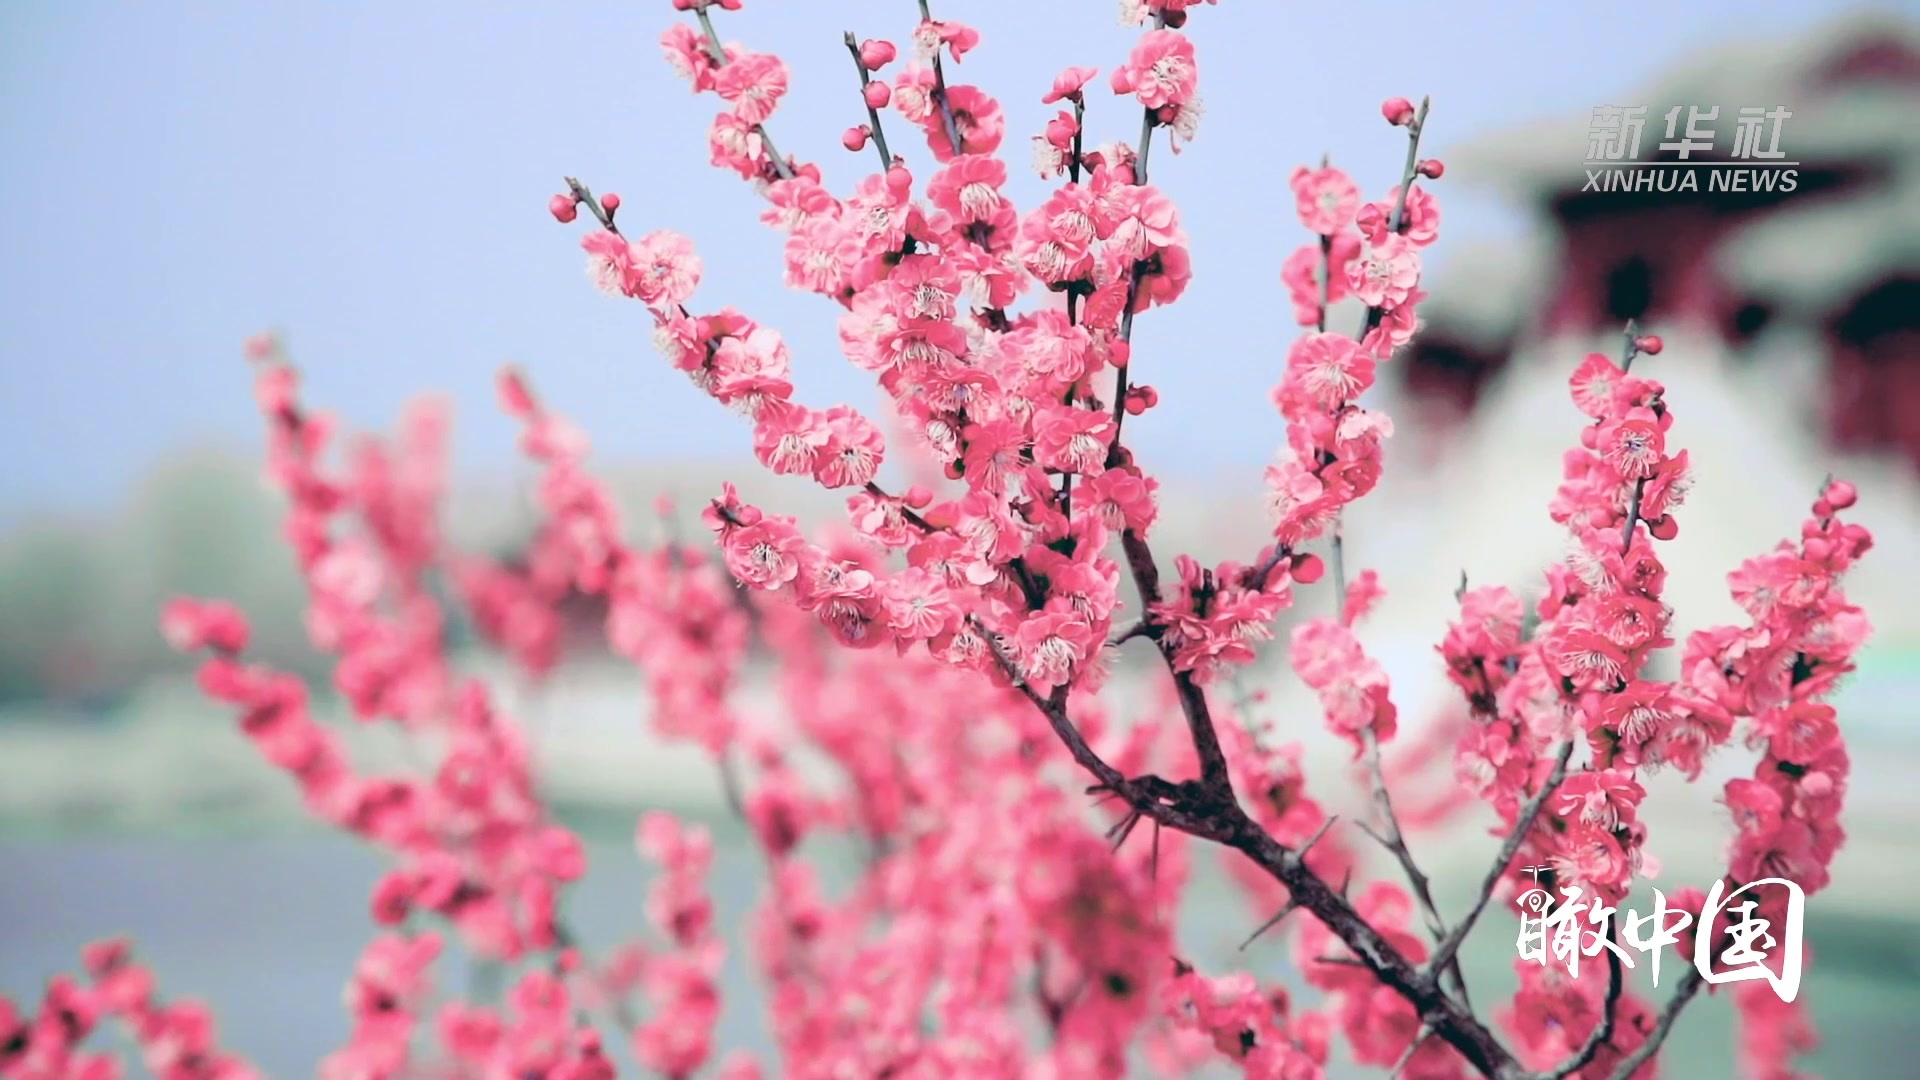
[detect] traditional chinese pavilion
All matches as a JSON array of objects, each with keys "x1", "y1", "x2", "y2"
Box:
[
  {"x1": 1403, "y1": 10, "x2": 1919, "y2": 474},
  {"x1": 1335, "y1": 10, "x2": 1919, "y2": 758}
]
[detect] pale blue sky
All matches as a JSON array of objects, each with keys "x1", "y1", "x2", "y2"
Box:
[{"x1": 0, "y1": 0, "x2": 1864, "y2": 521}]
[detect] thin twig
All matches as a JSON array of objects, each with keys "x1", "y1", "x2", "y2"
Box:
[
  {"x1": 1359, "y1": 728, "x2": 1467, "y2": 1006},
  {"x1": 1428, "y1": 739, "x2": 1577, "y2": 976},
  {"x1": 1342, "y1": 507, "x2": 1467, "y2": 1007},
  {"x1": 1388, "y1": 1024, "x2": 1435, "y2": 1078},
  {"x1": 1238, "y1": 815, "x2": 1337, "y2": 950},
  {"x1": 1602, "y1": 968, "x2": 1702, "y2": 1080},
  {"x1": 693, "y1": 5, "x2": 794, "y2": 180},
  {"x1": 1356, "y1": 95, "x2": 1430, "y2": 339},
  {"x1": 915, "y1": 0, "x2": 965, "y2": 156},
  {"x1": 1523, "y1": 930, "x2": 1624, "y2": 1080},
  {"x1": 562, "y1": 177, "x2": 618, "y2": 234},
  {"x1": 843, "y1": 31, "x2": 893, "y2": 168},
  {"x1": 1617, "y1": 320, "x2": 1648, "y2": 555}
]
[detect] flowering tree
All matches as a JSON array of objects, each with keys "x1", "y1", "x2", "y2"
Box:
[{"x1": 2, "y1": 2, "x2": 1872, "y2": 1078}]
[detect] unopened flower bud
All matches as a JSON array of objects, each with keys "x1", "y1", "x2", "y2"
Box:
[
  {"x1": 904, "y1": 485, "x2": 934, "y2": 509},
  {"x1": 1821, "y1": 479, "x2": 1857, "y2": 510},
  {"x1": 842, "y1": 125, "x2": 871, "y2": 152},
  {"x1": 1635, "y1": 334, "x2": 1664, "y2": 356},
  {"x1": 1648, "y1": 515, "x2": 1679, "y2": 541},
  {"x1": 859, "y1": 39, "x2": 897, "y2": 70},
  {"x1": 863, "y1": 81, "x2": 890, "y2": 109},
  {"x1": 1416, "y1": 159, "x2": 1444, "y2": 179},
  {"x1": 1381, "y1": 96, "x2": 1416, "y2": 126},
  {"x1": 1290, "y1": 553, "x2": 1326, "y2": 584},
  {"x1": 600, "y1": 192, "x2": 620, "y2": 212},
  {"x1": 549, "y1": 194, "x2": 578, "y2": 223}
]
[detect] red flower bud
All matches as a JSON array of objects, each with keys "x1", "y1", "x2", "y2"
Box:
[
  {"x1": 600, "y1": 192, "x2": 620, "y2": 213},
  {"x1": 1635, "y1": 334, "x2": 1664, "y2": 356},
  {"x1": 1648, "y1": 515, "x2": 1679, "y2": 541},
  {"x1": 1821, "y1": 479, "x2": 1857, "y2": 511},
  {"x1": 863, "y1": 81, "x2": 890, "y2": 109},
  {"x1": 548, "y1": 194, "x2": 578, "y2": 224},
  {"x1": 859, "y1": 39, "x2": 896, "y2": 70},
  {"x1": 1416, "y1": 159, "x2": 1445, "y2": 179},
  {"x1": 842, "y1": 126, "x2": 870, "y2": 152},
  {"x1": 1381, "y1": 96, "x2": 1416, "y2": 126},
  {"x1": 1290, "y1": 553, "x2": 1326, "y2": 584}
]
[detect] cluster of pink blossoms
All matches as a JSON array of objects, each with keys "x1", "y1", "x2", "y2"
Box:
[
  {"x1": 0, "y1": 941, "x2": 254, "y2": 1080},
  {"x1": 7, "y1": 3, "x2": 1874, "y2": 1080},
  {"x1": 1436, "y1": 340, "x2": 1868, "y2": 1077}
]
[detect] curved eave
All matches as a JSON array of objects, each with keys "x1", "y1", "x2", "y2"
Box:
[
  {"x1": 1446, "y1": 12, "x2": 1920, "y2": 203},
  {"x1": 1717, "y1": 164, "x2": 1920, "y2": 311}
]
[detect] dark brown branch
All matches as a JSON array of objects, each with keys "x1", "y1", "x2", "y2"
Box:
[
  {"x1": 978, "y1": 617, "x2": 1130, "y2": 798},
  {"x1": 1238, "y1": 815, "x2": 1337, "y2": 950}
]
